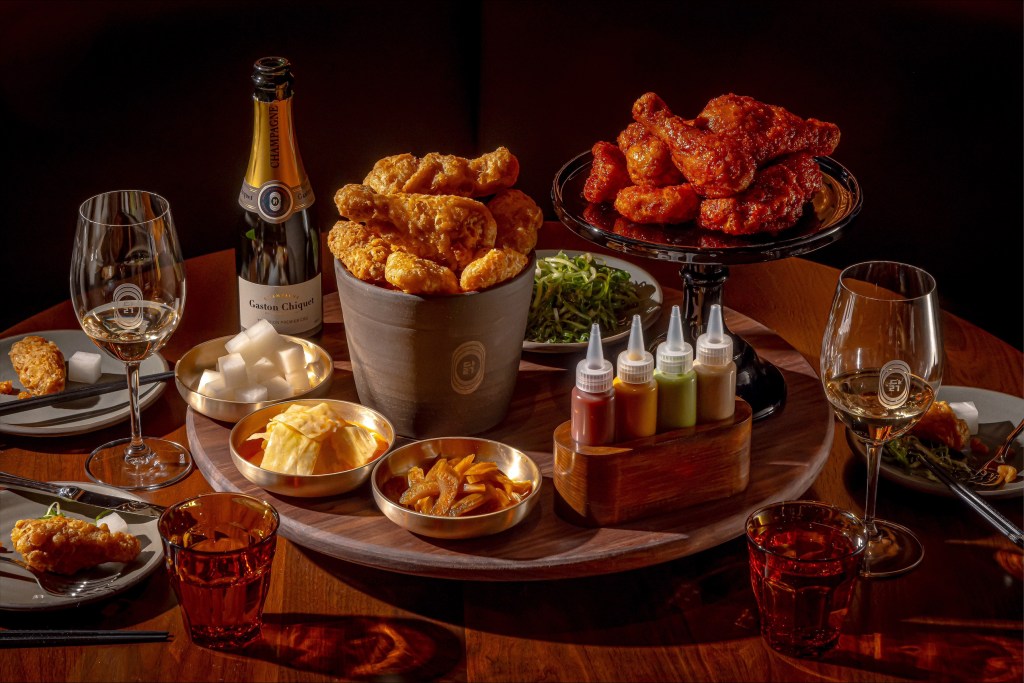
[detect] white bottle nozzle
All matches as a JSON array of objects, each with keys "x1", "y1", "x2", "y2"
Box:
[
  {"x1": 576, "y1": 323, "x2": 614, "y2": 393},
  {"x1": 696, "y1": 304, "x2": 733, "y2": 367},
  {"x1": 656, "y1": 305, "x2": 693, "y2": 375},
  {"x1": 617, "y1": 314, "x2": 654, "y2": 384}
]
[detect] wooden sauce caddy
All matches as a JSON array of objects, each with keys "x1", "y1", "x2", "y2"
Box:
[{"x1": 552, "y1": 398, "x2": 751, "y2": 526}]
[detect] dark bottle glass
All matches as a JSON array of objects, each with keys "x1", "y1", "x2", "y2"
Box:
[{"x1": 236, "y1": 56, "x2": 321, "y2": 337}]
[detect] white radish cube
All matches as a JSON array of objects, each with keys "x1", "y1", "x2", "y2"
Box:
[
  {"x1": 264, "y1": 376, "x2": 293, "y2": 400},
  {"x1": 217, "y1": 353, "x2": 249, "y2": 389},
  {"x1": 224, "y1": 331, "x2": 260, "y2": 364},
  {"x1": 68, "y1": 351, "x2": 102, "y2": 383},
  {"x1": 246, "y1": 357, "x2": 277, "y2": 384},
  {"x1": 949, "y1": 401, "x2": 979, "y2": 435},
  {"x1": 245, "y1": 318, "x2": 277, "y2": 340},
  {"x1": 235, "y1": 384, "x2": 269, "y2": 403},
  {"x1": 202, "y1": 377, "x2": 231, "y2": 399},
  {"x1": 285, "y1": 369, "x2": 310, "y2": 393},
  {"x1": 197, "y1": 369, "x2": 223, "y2": 392},
  {"x1": 246, "y1": 320, "x2": 287, "y2": 359},
  {"x1": 273, "y1": 343, "x2": 306, "y2": 375}
]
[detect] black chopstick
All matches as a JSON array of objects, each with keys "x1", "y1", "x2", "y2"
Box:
[
  {"x1": 0, "y1": 371, "x2": 175, "y2": 417},
  {"x1": 0, "y1": 629, "x2": 171, "y2": 647}
]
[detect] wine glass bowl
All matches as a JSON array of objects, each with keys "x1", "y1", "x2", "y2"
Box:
[
  {"x1": 71, "y1": 190, "x2": 192, "y2": 490},
  {"x1": 820, "y1": 261, "x2": 942, "y2": 578}
]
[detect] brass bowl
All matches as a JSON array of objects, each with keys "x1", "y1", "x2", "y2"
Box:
[
  {"x1": 229, "y1": 399, "x2": 395, "y2": 498},
  {"x1": 175, "y1": 335, "x2": 333, "y2": 423},
  {"x1": 370, "y1": 437, "x2": 542, "y2": 539}
]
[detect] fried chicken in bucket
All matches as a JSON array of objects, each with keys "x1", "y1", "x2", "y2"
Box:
[{"x1": 329, "y1": 147, "x2": 541, "y2": 296}]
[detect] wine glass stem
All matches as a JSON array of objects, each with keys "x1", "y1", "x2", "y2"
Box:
[
  {"x1": 123, "y1": 361, "x2": 149, "y2": 463},
  {"x1": 863, "y1": 441, "x2": 883, "y2": 538}
]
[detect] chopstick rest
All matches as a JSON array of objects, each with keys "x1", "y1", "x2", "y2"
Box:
[
  {"x1": 0, "y1": 629, "x2": 172, "y2": 647},
  {"x1": 0, "y1": 371, "x2": 175, "y2": 417}
]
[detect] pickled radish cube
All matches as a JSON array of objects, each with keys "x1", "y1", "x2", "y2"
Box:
[
  {"x1": 197, "y1": 369, "x2": 223, "y2": 392},
  {"x1": 235, "y1": 384, "x2": 268, "y2": 403},
  {"x1": 264, "y1": 376, "x2": 293, "y2": 400},
  {"x1": 224, "y1": 331, "x2": 260, "y2": 363},
  {"x1": 273, "y1": 343, "x2": 306, "y2": 375},
  {"x1": 202, "y1": 377, "x2": 230, "y2": 399},
  {"x1": 949, "y1": 401, "x2": 979, "y2": 435},
  {"x1": 285, "y1": 369, "x2": 310, "y2": 393},
  {"x1": 68, "y1": 351, "x2": 102, "y2": 383},
  {"x1": 247, "y1": 357, "x2": 278, "y2": 384},
  {"x1": 246, "y1": 320, "x2": 287, "y2": 359},
  {"x1": 217, "y1": 353, "x2": 248, "y2": 388}
]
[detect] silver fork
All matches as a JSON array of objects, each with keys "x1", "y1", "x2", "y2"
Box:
[
  {"x1": 0, "y1": 552, "x2": 123, "y2": 598},
  {"x1": 968, "y1": 418, "x2": 1024, "y2": 487}
]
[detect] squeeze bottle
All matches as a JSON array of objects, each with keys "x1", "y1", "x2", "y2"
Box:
[
  {"x1": 654, "y1": 305, "x2": 697, "y2": 430},
  {"x1": 571, "y1": 323, "x2": 616, "y2": 446},
  {"x1": 694, "y1": 304, "x2": 736, "y2": 422},
  {"x1": 613, "y1": 315, "x2": 658, "y2": 440}
]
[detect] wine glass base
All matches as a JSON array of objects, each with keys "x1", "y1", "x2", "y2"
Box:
[
  {"x1": 860, "y1": 519, "x2": 924, "y2": 579},
  {"x1": 85, "y1": 437, "x2": 193, "y2": 491}
]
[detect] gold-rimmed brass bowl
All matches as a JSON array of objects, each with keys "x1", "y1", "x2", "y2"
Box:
[
  {"x1": 370, "y1": 437, "x2": 542, "y2": 539},
  {"x1": 175, "y1": 335, "x2": 333, "y2": 423},
  {"x1": 229, "y1": 399, "x2": 395, "y2": 498}
]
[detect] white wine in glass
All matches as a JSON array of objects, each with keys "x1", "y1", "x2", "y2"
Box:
[
  {"x1": 71, "y1": 190, "x2": 192, "y2": 490},
  {"x1": 821, "y1": 261, "x2": 942, "y2": 578}
]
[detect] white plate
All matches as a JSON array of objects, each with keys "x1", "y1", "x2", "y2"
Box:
[
  {"x1": 0, "y1": 483, "x2": 163, "y2": 611},
  {"x1": 0, "y1": 330, "x2": 167, "y2": 437},
  {"x1": 848, "y1": 385, "x2": 1024, "y2": 499},
  {"x1": 523, "y1": 250, "x2": 663, "y2": 354}
]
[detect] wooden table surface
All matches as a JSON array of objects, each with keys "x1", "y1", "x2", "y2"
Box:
[{"x1": 0, "y1": 223, "x2": 1021, "y2": 682}]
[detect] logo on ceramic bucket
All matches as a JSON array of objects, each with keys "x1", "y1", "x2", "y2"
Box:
[
  {"x1": 451, "y1": 341, "x2": 485, "y2": 395},
  {"x1": 878, "y1": 360, "x2": 911, "y2": 409}
]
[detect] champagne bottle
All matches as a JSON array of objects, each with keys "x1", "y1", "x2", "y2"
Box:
[{"x1": 237, "y1": 56, "x2": 322, "y2": 337}]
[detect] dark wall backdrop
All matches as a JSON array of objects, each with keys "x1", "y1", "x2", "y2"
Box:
[{"x1": 2, "y1": 0, "x2": 1021, "y2": 351}]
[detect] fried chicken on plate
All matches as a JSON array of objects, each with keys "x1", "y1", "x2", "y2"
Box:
[
  {"x1": 583, "y1": 141, "x2": 631, "y2": 204},
  {"x1": 614, "y1": 183, "x2": 700, "y2": 225},
  {"x1": 11, "y1": 515, "x2": 141, "y2": 575},
  {"x1": 617, "y1": 122, "x2": 683, "y2": 187},
  {"x1": 9, "y1": 335, "x2": 66, "y2": 398}
]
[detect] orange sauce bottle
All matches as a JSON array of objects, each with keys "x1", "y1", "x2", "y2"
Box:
[{"x1": 613, "y1": 315, "x2": 657, "y2": 440}]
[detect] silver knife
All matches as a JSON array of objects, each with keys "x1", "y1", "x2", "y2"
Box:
[{"x1": 0, "y1": 471, "x2": 165, "y2": 518}]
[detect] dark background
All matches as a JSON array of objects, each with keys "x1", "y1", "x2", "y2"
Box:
[{"x1": 2, "y1": 0, "x2": 1021, "y2": 351}]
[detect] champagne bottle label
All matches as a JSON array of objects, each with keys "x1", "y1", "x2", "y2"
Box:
[
  {"x1": 238, "y1": 177, "x2": 314, "y2": 223},
  {"x1": 239, "y1": 273, "x2": 322, "y2": 335}
]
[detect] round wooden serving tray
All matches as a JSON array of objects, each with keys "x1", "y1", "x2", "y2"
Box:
[{"x1": 187, "y1": 300, "x2": 833, "y2": 581}]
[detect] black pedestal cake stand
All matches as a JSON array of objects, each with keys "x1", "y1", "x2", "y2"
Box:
[{"x1": 551, "y1": 151, "x2": 863, "y2": 421}]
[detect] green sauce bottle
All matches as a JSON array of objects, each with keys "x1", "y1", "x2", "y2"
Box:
[{"x1": 654, "y1": 305, "x2": 697, "y2": 431}]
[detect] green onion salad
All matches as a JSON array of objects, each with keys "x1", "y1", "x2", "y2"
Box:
[{"x1": 525, "y1": 251, "x2": 646, "y2": 344}]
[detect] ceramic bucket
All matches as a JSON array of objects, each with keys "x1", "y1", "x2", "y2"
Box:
[{"x1": 334, "y1": 254, "x2": 535, "y2": 438}]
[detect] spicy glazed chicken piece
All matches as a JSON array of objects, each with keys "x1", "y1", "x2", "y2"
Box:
[
  {"x1": 11, "y1": 515, "x2": 141, "y2": 576},
  {"x1": 384, "y1": 251, "x2": 460, "y2": 295},
  {"x1": 459, "y1": 247, "x2": 529, "y2": 292},
  {"x1": 614, "y1": 183, "x2": 700, "y2": 225},
  {"x1": 487, "y1": 189, "x2": 543, "y2": 254},
  {"x1": 583, "y1": 141, "x2": 632, "y2": 204},
  {"x1": 697, "y1": 152, "x2": 822, "y2": 235},
  {"x1": 9, "y1": 335, "x2": 65, "y2": 398},
  {"x1": 617, "y1": 122, "x2": 684, "y2": 187},
  {"x1": 363, "y1": 147, "x2": 520, "y2": 197},
  {"x1": 633, "y1": 92, "x2": 838, "y2": 198},
  {"x1": 335, "y1": 185, "x2": 496, "y2": 272}
]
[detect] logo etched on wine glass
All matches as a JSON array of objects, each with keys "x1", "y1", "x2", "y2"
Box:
[
  {"x1": 257, "y1": 181, "x2": 293, "y2": 223},
  {"x1": 451, "y1": 341, "x2": 486, "y2": 395},
  {"x1": 878, "y1": 360, "x2": 911, "y2": 409},
  {"x1": 113, "y1": 283, "x2": 145, "y2": 329}
]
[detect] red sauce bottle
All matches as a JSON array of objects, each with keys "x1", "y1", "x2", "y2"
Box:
[{"x1": 571, "y1": 323, "x2": 616, "y2": 446}]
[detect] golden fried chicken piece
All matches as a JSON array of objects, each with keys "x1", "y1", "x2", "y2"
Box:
[
  {"x1": 363, "y1": 147, "x2": 519, "y2": 197},
  {"x1": 583, "y1": 141, "x2": 632, "y2": 204},
  {"x1": 335, "y1": 185, "x2": 496, "y2": 271},
  {"x1": 487, "y1": 189, "x2": 543, "y2": 254},
  {"x1": 614, "y1": 184, "x2": 700, "y2": 224},
  {"x1": 633, "y1": 92, "x2": 838, "y2": 198},
  {"x1": 698, "y1": 153, "x2": 822, "y2": 235},
  {"x1": 0, "y1": 380, "x2": 15, "y2": 396},
  {"x1": 11, "y1": 515, "x2": 141, "y2": 575},
  {"x1": 384, "y1": 251, "x2": 460, "y2": 295},
  {"x1": 328, "y1": 220, "x2": 438, "y2": 283},
  {"x1": 911, "y1": 400, "x2": 970, "y2": 451},
  {"x1": 9, "y1": 335, "x2": 65, "y2": 398},
  {"x1": 617, "y1": 122, "x2": 684, "y2": 187},
  {"x1": 459, "y1": 247, "x2": 529, "y2": 292}
]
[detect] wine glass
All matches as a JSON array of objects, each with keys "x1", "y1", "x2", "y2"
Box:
[
  {"x1": 820, "y1": 261, "x2": 942, "y2": 578},
  {"x1": 71, "y1": 190, "x2": 193, "y2": 490}
]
